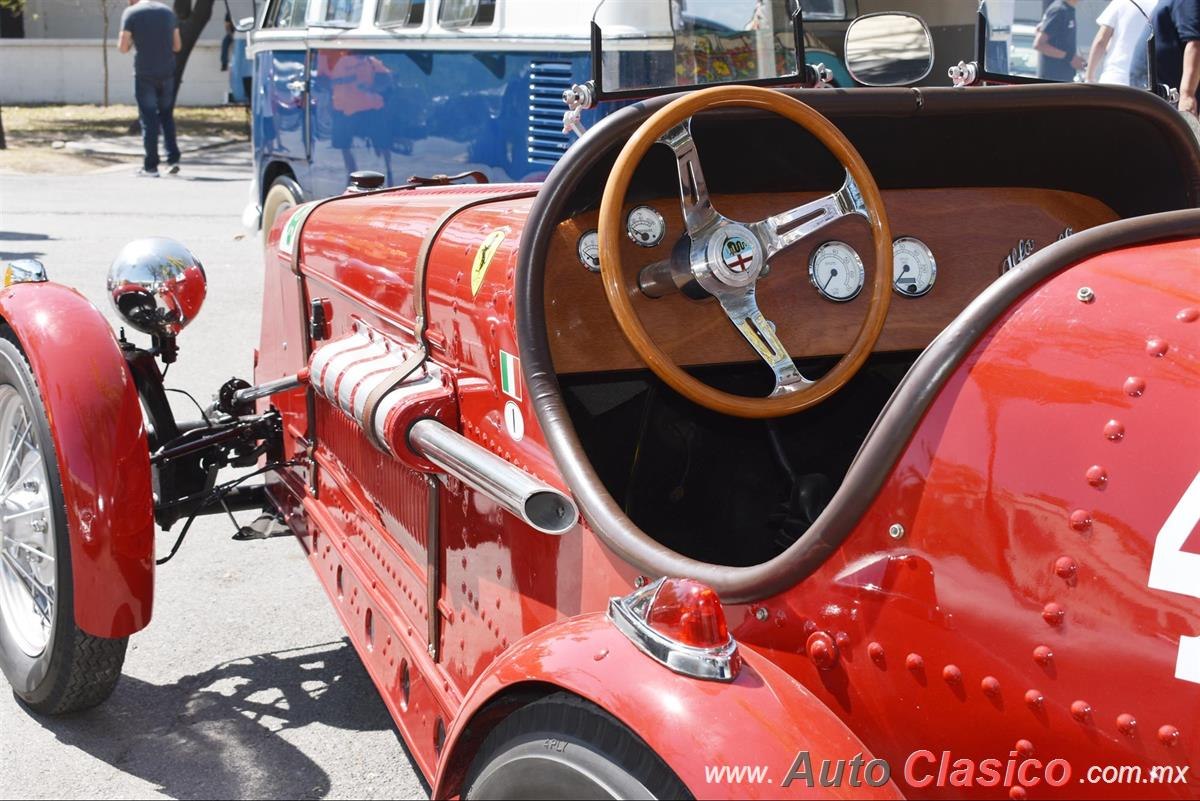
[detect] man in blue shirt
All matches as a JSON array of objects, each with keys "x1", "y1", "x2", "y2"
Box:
[
  {"x1": 1154, "y1": 0, "x2": 1200, "y2": 118},
  {"x1": 1034, "y1": 0, "x2": 1086, "y2": 81},
  {"x1": 118, "y1": 0, "x2": 183, "y2": 176}
]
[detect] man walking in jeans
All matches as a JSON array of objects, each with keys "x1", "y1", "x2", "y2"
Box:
[{"x1": 118, "y1": 0, "x2": 182, "y2": 176}]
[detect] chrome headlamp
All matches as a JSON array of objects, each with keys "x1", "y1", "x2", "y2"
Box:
[{"x1": 106, "y1": 237, "x2": 207, "y2": 339}]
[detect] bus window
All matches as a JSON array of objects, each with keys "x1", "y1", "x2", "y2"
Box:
[
  {"x1": 324, "y1": 0, "x2": 364, "y2": 25},
  {"x1": 266, "y1": 0, "x2": 309, "y2": 28},
  {"x1": 438, "y1": 0, "x2": 496, "y2": 29},
  {"x1": 803, "y1": 0, "x2": 846, "y2": 20},
  {"x1": 377, "y1": 0, "x2": 425, "y2": 28}
]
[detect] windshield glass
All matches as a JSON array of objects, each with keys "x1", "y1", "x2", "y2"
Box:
[
  {"x1": 981, "y1": 0, "x2": 1155, "y2": 88},
  {"x1": 592, "y1": 0, "x2": 800, "y2": 94}
]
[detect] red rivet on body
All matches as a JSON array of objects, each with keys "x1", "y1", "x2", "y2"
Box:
[
  {"x1": 1145, "y1": 337, "x2": 1169, "y2": 357},
  {"x1": 835, "y1": 632, "x2": 851, "y2": 649},
  {"x1": 1033, "y1": 645, "x2": 1054, "y2": 665},
  {"x1": 1103, "y1": 419, "x2": 1125, "y2": 441},
  {"x1": 942, "y1": 664, "x2": 963, "y2": 684},
  {"x1": 1069, "y1": 509, "x2": 1092, "y2": 531},
  {"x1": 1025, "y1": 689, "x2": 1045, "y2": 709},
  {"x1": 982, "y1": 676, "x2": 1001, "y2": 695},
  {"x1": 1178, "y1": 307, "x2": 1199, "y2": 322},
  {"x1": 1085, "y1": 464, "x2": 1109, "y2": 487},
  {"x1": 906, "y1": 653, "x2": 924, "y2": 671},
  {"x1": 1158, "y1": 725, "x2": 1180, "y2": 746},
  {"x1": 1054, "y1": 556, "x2": 1078, "y2": 579},
  {"x1": 1015, "y1": 739, "x2": 1035, "y2": 757},
  {"x1": 1042, "y1": 603, "x2": 1066, "y2": 626},
  {"x1": 1124, "y1": 376, "x2": 1146, "y2": 397},
  {"x1": 1071, "y1": 700, "x2": 1093, "y2": 722},
  {"x1": 868, "y1": 642, "x2": 885, "y2": 663},
  {"x1": 1117, "y1": 713, "x2": 1137, "y2": 735},
  {"x1": 1009, "y1": 786, "x2": 1027, "y2": 800},
  {"x1": 806, "y1": 632, "x2": 839, "y2": 670},
  {"x1": 593, "y1": 648, "x2": 608, "y2": 661}
]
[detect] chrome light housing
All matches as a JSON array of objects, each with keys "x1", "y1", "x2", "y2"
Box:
[
  {"x1": 608, "y1": 577, "x2": 741, "y2": 682},
  {"x1": 107, "y1": 237, "x2": 207, "y2": 338},
  {"x1": 3, "y1": 259, "x2": 48, "y2": 287}
]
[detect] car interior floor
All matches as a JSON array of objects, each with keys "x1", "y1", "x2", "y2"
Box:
[{"x1": 561, "y1": 351, "x2": 919, "y2": 566}]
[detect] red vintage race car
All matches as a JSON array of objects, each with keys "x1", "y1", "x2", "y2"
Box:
[{"x1": 1, "y1": 7, "x2": 1197, "y2": 800}]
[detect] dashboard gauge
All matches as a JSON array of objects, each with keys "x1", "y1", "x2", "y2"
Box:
[
  {"x1": 808, "y1": 241, "x2": 865, "y2": 302},
  {"x1": 626, "y1": 205, "x2": 666, "y2": 248},
  {"x1": 892, "y1": 236, "x2": 937, "y2": 297},
  {"x1": 577, "y1": 229, "x2": 600, "y2": 272}
]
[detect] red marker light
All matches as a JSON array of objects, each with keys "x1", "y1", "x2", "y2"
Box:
[{"x1": 645, "y1": 578, "x2": 730, "y2": 649}]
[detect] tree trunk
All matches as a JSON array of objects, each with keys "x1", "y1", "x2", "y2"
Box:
[
  {"x1": 0, "y1": 105, "x2": 7, "y2": 150},
  {"x1": 101, "y1": 0, "x2": 110, "y2": 106},
  {"x1": 172, "y1": 0, "x2": 215, "y2": 103}
]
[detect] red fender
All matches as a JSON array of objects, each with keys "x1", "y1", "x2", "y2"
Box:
[
  {"x1": 0, "y1": 282, "x2": 154, "y2": 637},
  {"x1": 435, "y1": 613, "x2": 903, "y2": 800}
]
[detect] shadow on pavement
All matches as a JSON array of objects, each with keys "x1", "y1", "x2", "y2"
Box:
[
  {"x1": 0, "y1": 251, "x2": 46, "y2": 260},
  {"x1": 18, "y1": 639, "x2": 420, "y2": 800},
  {"x1": 174, "y1": 175, "x2": 250, "y2": 183},
  {"x1": 0, "y1": 232, "x2": 54, "y2": 242}
]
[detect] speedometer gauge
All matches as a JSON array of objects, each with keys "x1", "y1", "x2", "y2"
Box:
[
  {"x1": 892, "y1": 236, "x2": 936, "y2": 297},
  {"x1": 626, "y1": 205, "x2": 666, "y2": 248},
  {"x1": 808, "y1": 241, "x2": 865, "y2": 302}
]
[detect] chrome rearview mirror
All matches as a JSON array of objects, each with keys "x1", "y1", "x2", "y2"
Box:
[
  {"x1": 107, "y1": 237, "x2": 207, "y2": 345},
  {"x1": 844, "y1": 12, "x2": 934, "y2": 87}
]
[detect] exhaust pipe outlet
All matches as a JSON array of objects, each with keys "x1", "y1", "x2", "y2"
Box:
[{"x1": 408, "y1": 419, "x2": 578, "y2": 535}]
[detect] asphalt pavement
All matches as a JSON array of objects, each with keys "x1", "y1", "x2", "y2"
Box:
[{"x1": 0, "y1": 148, "x2": 429, "y2": 800}]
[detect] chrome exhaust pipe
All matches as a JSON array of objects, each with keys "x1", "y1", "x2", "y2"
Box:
[{"x1": 408, "y1": 419, "x2": 578, "y2": 535}]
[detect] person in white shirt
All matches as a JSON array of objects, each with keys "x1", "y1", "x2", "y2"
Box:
[{"x1": 1086, "y1": 0, "x2": 1163, "y2": 86}]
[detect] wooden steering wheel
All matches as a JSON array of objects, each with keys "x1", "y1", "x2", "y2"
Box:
[{"x1": 598, "y1": 85, "x2": 893, "y2": 419}]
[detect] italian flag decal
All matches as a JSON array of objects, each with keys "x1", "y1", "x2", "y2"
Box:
[{"x1": 500, "y1": 350, "x2": 521, "y2": 400}]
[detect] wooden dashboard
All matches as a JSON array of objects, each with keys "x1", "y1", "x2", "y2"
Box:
[{"x1": 546, "y1": 188, "x2": 1117, "y2": 375}]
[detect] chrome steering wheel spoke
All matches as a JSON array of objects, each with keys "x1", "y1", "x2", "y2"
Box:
[
  {"x1": 716, "y1": 290, "x2": 812, "y2": 395},
  {"x1": 659, "y1": 121, "x2": 724, "y2": 238},
  {"x1": 751, "y1": 169, "x2": 869, "y2": 261}
]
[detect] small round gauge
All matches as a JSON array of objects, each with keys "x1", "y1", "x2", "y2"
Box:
[
  {"x1": 892, "y1": 236, "x2": 937, "y2": 297},
  {"x1": 626, "y1": 205, "x2": 667, "y2": 248},
  {"x1": 808, "y1": 241, "x2": 865, "y2": 302},
  {"x1": 577, "y1": 229, "x2": 600, "y2": 272}
]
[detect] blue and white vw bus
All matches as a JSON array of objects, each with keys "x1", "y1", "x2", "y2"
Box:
[{"x1": 244, "y1": 0, "x2": 854, "y2": 235}]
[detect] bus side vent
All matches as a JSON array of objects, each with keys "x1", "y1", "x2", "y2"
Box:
[{"x1": 527, "y1": 61, "x2": 574, "y2": 166}]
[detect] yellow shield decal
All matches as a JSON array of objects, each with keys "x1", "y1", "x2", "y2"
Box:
[{"x1": 470, "y1": 229, "x2": 507, "y2": 296}]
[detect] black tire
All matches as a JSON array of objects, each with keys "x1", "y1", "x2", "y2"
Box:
[
  {"x1": 0, "y1": 330, "x2": 127, "y2": 715},
  {"x1": 463, "y1": 692, "x2": 692, "y2": 800},
  {"x1": 261, "y1": 174, "x2": 303, "y2": 247}
]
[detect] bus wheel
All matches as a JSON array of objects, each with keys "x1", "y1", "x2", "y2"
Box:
[
  {"x1": 463, "y1": 692, "x2": 691, "y2": 800},
  {"x1": 0, "y1": 331, "x2": 127, "y2": 715},
  {"x1": 262, "y1": 175, "x2": 303, "y2": 247}
]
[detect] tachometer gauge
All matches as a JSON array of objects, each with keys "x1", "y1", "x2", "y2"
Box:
[
  {"x1": 892, "y1": 236, "x2": 936, "y2": 297},
  {"x1": 808, "y1": 241, "x2": 865, "y2": 302},
  {"x1": 626, "y1": 205, "x2": 666, "y2": 248},
  {"x1": 577, "y1": 229, "x2": 600, "y2": 272}
]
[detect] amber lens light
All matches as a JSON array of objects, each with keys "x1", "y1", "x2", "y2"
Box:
[{"x1": 645, "y1": 578, "x2": 730, "y2": 648}]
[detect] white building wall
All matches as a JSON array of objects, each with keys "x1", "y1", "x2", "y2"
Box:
[
  {"x1": 0, "y1": 39, "x2": 236, "y2": 104},
  {"x1": 19, "y1": 0, "x2": 257, "y2": 40}
]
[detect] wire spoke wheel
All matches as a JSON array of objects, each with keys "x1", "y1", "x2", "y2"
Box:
[{"x1": 0, "y1": 385, "x2": 56, "y2": 658}]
